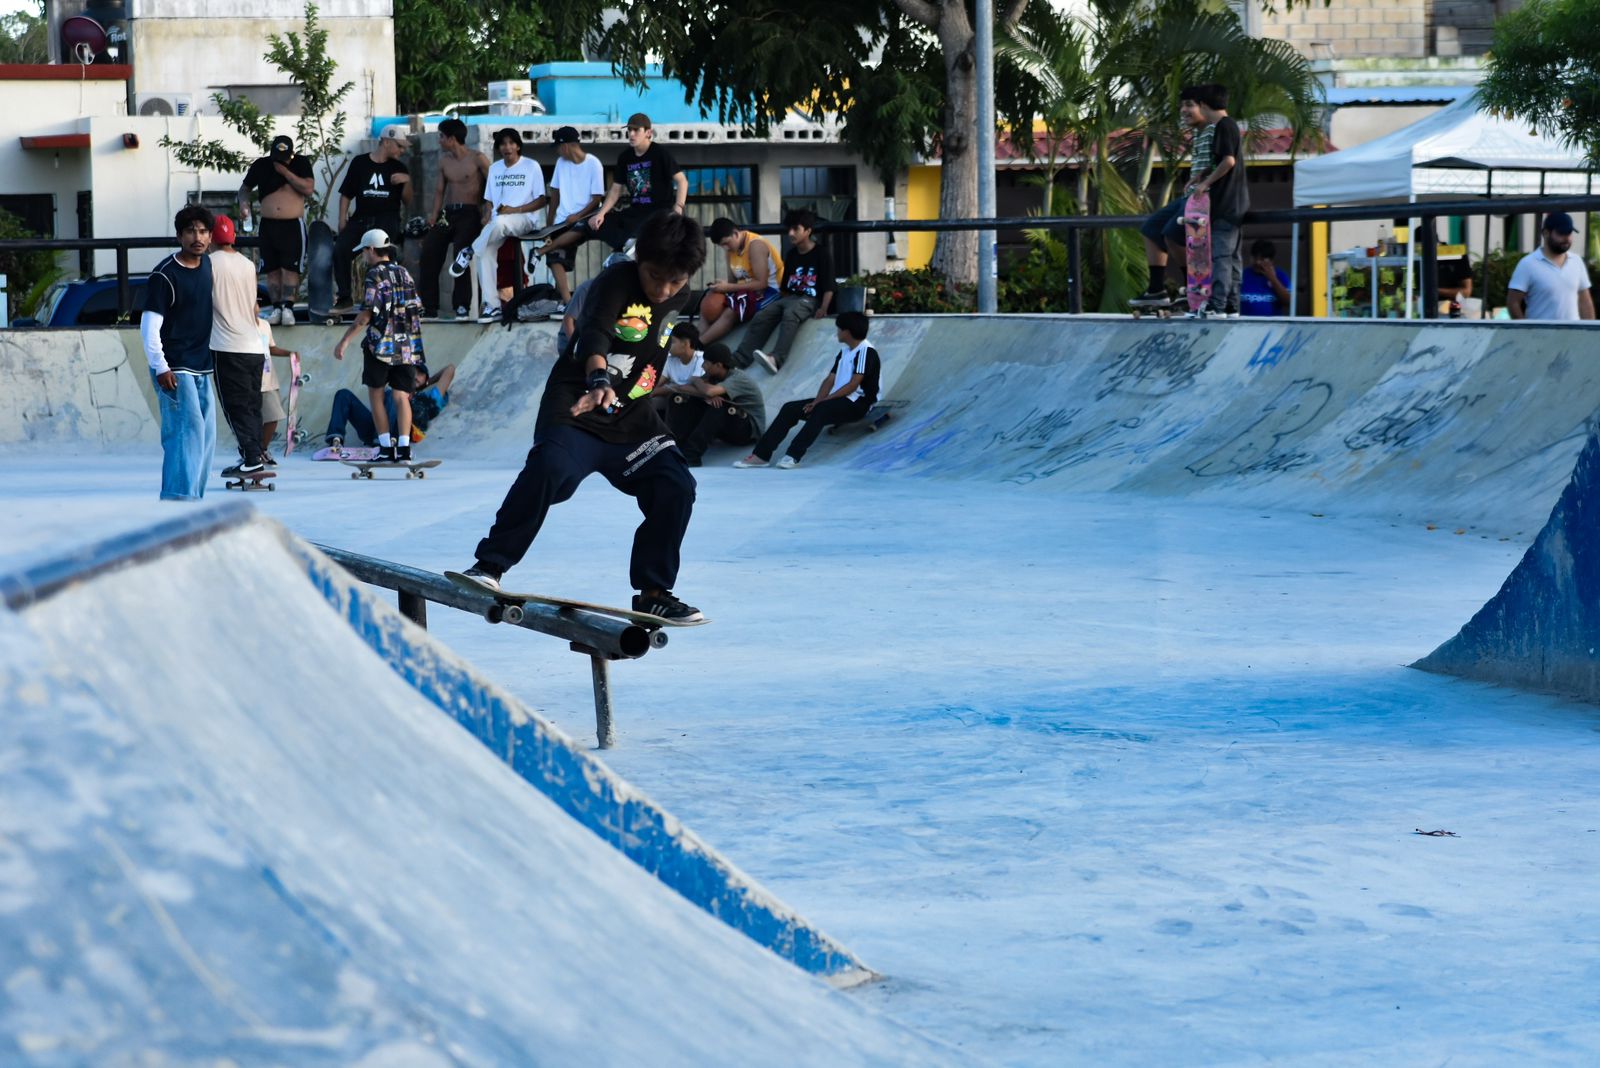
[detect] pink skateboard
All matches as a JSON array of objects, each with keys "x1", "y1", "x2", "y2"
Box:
[
  {"x1": 1183, "y1": 189, "x2": 1212, "y2": 315},
  {"x1": 311, "y1": 445, "x2": 381, "y2": 462}
]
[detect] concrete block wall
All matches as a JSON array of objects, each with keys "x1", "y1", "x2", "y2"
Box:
[{"x1": 1256, "y1": 0, "x2": 1430, "y2": 59}]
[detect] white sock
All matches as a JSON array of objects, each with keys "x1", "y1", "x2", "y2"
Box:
[
  {"x1": 398, "y1": 436, "x2": 409, "y2": 447},
  {"x1": 379, "y1": 433, "x2": 392, "y2": 447}
]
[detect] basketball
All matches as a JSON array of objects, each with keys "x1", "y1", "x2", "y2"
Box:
[{"x1": 698, "y1": 290, "x2": 727, "y2": 323}]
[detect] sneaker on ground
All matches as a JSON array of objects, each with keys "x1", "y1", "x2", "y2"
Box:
[
  {"x1": 273, "y1": 307, "x2": 292, "y2": 326},
  {"x1": 1133, "y1": 288, "x2": 1169, "y2": 303},
  {"x1": 263, "y1": 454, "x2": 278, "y2": 467},
  {"x1": 460, "y1": 565, "x2": 501, "y2": 591},
  {"x1": 331, "y1": 301, "x2": 354, "y2": 314},
  {"x1": 554, "y1": 302, "x2": 567, "y2": 315},
  {"x1": 449, "y1": 248, "x2": 473, "y2": 277},
  {"x1": 478, "y1": 304, "x2": 498, "y2": 323},
  {"x1": 753, "y1": 349, "x2": 779, "y2": 375},
  {"x1": 776, "y1": 455, "x2": 800, "y2": 469},
  {"x1": 235, "y1": 459, "x2": 266, "y2": 474},
  {"x1": 1184, "y1": 308, "x2": 1209, "y2": 319},
  {"x1": 732, "y1": 454, "x2": 768, "y2": 468},
  {"x1": 454, "y1": 305, "x2": 470, "y2": 319},
  {"x1": 632, "y1": 590, "x2": 704, "y2": 623}
]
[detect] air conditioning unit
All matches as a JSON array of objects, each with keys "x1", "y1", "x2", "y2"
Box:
[{"x1": 135, "y1": 93, "x2": 194, "y2": 117}]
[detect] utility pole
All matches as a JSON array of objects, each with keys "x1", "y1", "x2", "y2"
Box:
[{"x1": 976, "y1": 0, "x2": 997, "y2": 313}]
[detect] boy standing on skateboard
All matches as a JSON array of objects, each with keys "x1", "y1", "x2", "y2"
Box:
[
  {"x1": 209, "y1": 215, "x2": 272, "y2": 476},
  {"x1": 332, "y1": 229, "x2": 426, "y2": 463},
  {"x1": 1135, "y1": 84, "x2": 1248, "y2": 317},
  {"x1": 459, "y1": 210, "x2": 708, "y2": 622}
]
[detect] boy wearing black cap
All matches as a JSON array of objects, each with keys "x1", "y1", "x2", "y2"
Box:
[
  {"x1": 458, "y1": 210, "x2": 709, "y2": 622},
  {"x1": 239, "y1": 134, "x2": 315, "y2": 326},
  {"x1": 1507, "y1": 212, "x2": 1595, "y2": 321},
  {"x1": 540, "y1": 125, "x2": 607, "y2": 307}
]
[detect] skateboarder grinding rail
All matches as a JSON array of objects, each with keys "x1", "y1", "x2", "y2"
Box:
[
  {"x1": 1134, "y1": 83, "x2": 1248, "y2": 318},
  {"x1": 457, "y1": 210, "x2": 709, "y2": 623},
  {"x1": 332, "y1": 228, "x2": 427, "y2": 463}
]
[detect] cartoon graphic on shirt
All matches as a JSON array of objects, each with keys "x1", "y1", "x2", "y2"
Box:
[
  {"x1": 626, "y1": 161, "x2": 653, "y2": 203},
  {"x1": 614, "y1": 303, "x2": 651, "y2": 343},
  {"x1": 787, "y1": 266, "x2": 818, "y2": 297},
  {"x1": 627, "y1": 364, "x2": 657, "y2": 401}
]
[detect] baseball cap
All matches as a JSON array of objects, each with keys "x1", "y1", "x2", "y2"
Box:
[
  {"x1": 381, "y1": 126, "x2": 411, "y2": 146},
  {"x1": 353, "y1": 228, "x2": 393, "y2": 252},
  {"x1": 211, "y1": 215, "x2": 236, "y2": 245},
  {"x1": 626, "y1": 112, "x2": 652, "y2": 130},
  {"x1": 271, "y1": 134, "x2": 293, "y2": 155},
  {"x1": 553, "y1": 125, "x2": 580, "y2": 144},
  {"x1": 1543, "y1": 211, "x2": 1577, "y2": 234}
]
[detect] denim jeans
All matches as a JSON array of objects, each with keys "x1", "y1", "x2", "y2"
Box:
[
  {"x1": 151, "y1": 370, "x2": 217, "y2": 500},
  {"x1": 1208, "y1": 218, "x2": 1242, "y2": 313},
  {"x1": 323, "y1": 387, "x2": 398, "y2": 446}
]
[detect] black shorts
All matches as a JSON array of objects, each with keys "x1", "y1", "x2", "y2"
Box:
[
  {"x1": 362, "y1": 349, "x2": 420, "y2": 392},
  {"x1": 544, "y1": 245, "x2": 574, "y2": 270},
  {"x1": 575, "y1": 207, "x2": 651, "y2": 251},
  {"x1": 259, "y1": 217, "x2": 306, "y2": 274}
]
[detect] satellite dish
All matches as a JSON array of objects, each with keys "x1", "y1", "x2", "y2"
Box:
[{"x1": 61, "y1": 15, "x2": 109, "y2": 65}]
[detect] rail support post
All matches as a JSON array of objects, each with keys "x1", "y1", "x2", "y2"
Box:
[
  {"x1": 573, "y1": 642, "x2": 616, "y2": 749},
  {"x1": 398, "y1": 589, "x2": 428, "y2": 629}
]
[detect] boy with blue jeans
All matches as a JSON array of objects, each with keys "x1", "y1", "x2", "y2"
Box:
[
  {"x1": 324, "y1": 364, "x2": 455, "y2": 450},
  {"x1": 1137, "y1": 83, "x2": 1248, "y2": 317},
  {"x1": 141, "y1": 205, "x2": 217, "y2": 500}
]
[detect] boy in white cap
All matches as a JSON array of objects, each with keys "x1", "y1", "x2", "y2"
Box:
[{"x1": 333, "y1": 228, "x2": 427, "y2": 462}]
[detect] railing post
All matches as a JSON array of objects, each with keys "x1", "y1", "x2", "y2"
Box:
[
  {"x1": 1420, "y1": 215, "x2": 1439, "y2": 320},
  {"x1": 398, "y1": 589, "x2": 428, "y2": 629},
  {"x1": 1067, "y1": 226, "x2": 1083, "y2": 315},
  {"x1": 582, "y1": 646, "x2": 616, "y2": 749},
  {"x1": 115, "y1": 246, "x2": 132, "y2": 322}
]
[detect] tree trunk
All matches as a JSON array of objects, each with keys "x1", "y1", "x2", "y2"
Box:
[{"x1": 930, "y1": 12, "x2": 979, "y2": 286}]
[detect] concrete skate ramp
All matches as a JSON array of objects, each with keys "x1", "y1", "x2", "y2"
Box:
[
  {"x1": 1414, "y1": 430, "x2": 1600, "y2": 702},
  {"x1": 9, "y1": 317, "x2": 1600, "y2": 533},
  {"x1": 0, "y1": 504, "x2": 942, "y2": 1065}
]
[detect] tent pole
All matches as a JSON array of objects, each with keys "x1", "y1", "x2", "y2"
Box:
[
  {"x1": 1405, "y1": 195, "x2": 1416, "y2": 320},
  {"x1": 1290, "y1": 221, "x2": 1301, "y2": 316}
]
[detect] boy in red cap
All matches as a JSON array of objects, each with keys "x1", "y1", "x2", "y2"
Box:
[{"x1": 209, "y1": 214, "x2": 272, "y2": 475}]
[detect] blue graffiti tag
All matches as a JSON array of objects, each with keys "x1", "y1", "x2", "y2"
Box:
[{"x1": 1247, "y1": 329, "x2": 1311, "y2": 371}]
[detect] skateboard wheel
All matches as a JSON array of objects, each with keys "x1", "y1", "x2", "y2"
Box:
[
  {"x1": 350, "y1": 472, "x2": 359, "y2": 479},
  {"x1": 267, "y1": 482, "x2": 276, "y2": 491},
  {"x1": 502, "y1": 604, "x2": 524, "y2": 625},
  {"x1": 405, "y1": 471, "x2": 415, "y2": 479},
  {"x1": 415, "y1": 470, "x2": 426, "y2": 479},
  {"x1": 486, "y1": 604, "x2": 505, "y2": 624}
]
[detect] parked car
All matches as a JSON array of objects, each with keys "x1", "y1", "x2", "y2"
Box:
[{"x1": 13, "y1": 274, "x2": 149, "y2": 327}]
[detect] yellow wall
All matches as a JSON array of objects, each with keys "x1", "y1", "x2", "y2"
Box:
[{"x1": 906, "y1": 166, "x2": 940, "y2": 270}]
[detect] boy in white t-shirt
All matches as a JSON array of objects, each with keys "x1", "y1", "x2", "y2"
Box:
[
  {"x1": 451, "y1": 127, "x2": 548, "y2": 322},
  {"x1": 253, "y1": 286, "x2": 298, "y2": 461},
  {"x1": 660, "y1": 322, "x2": 704, "y2": 388},
  {"x1": 539, "y1": 126, "x2": 607, "y2": 308}
]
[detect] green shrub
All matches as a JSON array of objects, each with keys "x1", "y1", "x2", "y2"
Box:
[
  {"x1": 845, "y1": 267, "x2": 976, "y2": 314},
  {"x1": 0, "y1": 208, "x2": 61, "y2": 318}
]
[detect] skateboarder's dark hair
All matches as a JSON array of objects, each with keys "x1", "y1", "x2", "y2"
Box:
[
  {"x1": 1179, "y1": 83, "x2": 1228, "y2": 111},
  {"x1": 173, "y1": 203, "x2": 213, "y2": 235},
  {"x1": 836, "y1": 310, "x2": 869, "y2": 341},
  {"x1": 671, "y1": 321, "x2": 700, "y2": 345},
  {"x1": 707, "y1": 217, "x2": 739, "y2": 244},
  {"x1": 783, "y1": 208, "x2": 818, "y2": 231},
  {"x1": 439, "y1": 118, "x2": 468, "y2": 142},
  {"x1": 493, "y1": 127, "x2": 523, "y2": 150},
  {"x1": 1251, "y1": 239, "x2": 1276, "y2": 258},
  {"x1": 634, "y1": 211, "x2": 707, "y2": 277}
]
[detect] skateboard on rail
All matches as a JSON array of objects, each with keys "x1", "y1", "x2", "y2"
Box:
[
  {"x1": 223, "y1": 469, "x2": 277, "y2": 492},
  {"x1": 445, "y1": 571, "x2": 710, "y2": 628},
  {"x1": 1182, "y1": 189, "x2": 1212, "y2": 316},
  {"x1": 284, "y1": 352, "x2": 309, "y2": 455},
  {"x1": 342, "y1": 458, "x2": 442, "y2": 479}
]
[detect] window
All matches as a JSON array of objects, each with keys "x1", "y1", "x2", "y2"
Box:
[
  {"x1": 683, "y1": 166, "x2": 756, "y2": 226},
  {"x1": 781, "y1": 166, "x2": 858, "y2": 277},
  {"x1": 0, "y1": 194, "x2": 55, "y2": 237}
]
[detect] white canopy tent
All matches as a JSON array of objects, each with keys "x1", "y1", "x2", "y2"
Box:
[{"x1": 1291, "y1": 92, "x2": 1594, "y2": 317}]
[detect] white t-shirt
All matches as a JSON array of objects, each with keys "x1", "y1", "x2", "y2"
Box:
[
  {"x1": 1508, "y1": 247, "x2": 1592, "y2": 321},
  {"x1": 551, "y1": 153, "x2": 606, "y2": 225},
  {"x1": 256, "y1": 318, "x2": 280, "y2": 391},
  {"x1": 829, "y1": 340, "x2": 870, "y2": 402},
  {"x1": 487, "y1": 157, "x2": 545, "y2": 214},
  {"x1": 663, "y1": 349, "x2": 704, "y2": 387}
]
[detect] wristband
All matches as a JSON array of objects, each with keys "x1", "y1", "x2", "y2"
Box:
[{"x1": 586, "y1": 369, "x2": 610, "y2": 392}]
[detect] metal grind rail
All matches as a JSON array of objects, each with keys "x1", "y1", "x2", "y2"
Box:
[{"x1": 315, "y1": 543, "x2": 664, "y2": 748}]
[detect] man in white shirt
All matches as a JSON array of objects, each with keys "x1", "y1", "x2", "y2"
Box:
[
  {"x1": 451, "y1": 127, "x2": 547, "y2": 322},
  {"x1": 538, "y1": 125, "x2": 607, "y2": 307},
  {"x1": 1507, "y1": 212, "x2": 1595, "y2": 321},
  {"x1": 733, "y1": 310, "x2": 880, "y2": 469}
]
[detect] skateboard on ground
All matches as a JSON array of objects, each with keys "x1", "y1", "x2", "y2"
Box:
[
  {"x1": 828, "y1": 400, "x2": 903, "y2": 435},
  {"x1": 1183, "y1": 189, "x2": 1212, "y2": 316},
  {"x1": 445, "y1": 571, "x2": 710, "y2": 628},
  {"x1": 284, "y1": 352, "x2": 309, "y2": 455},
  {"x1": 1129, "y1": 294, "x2": 1175, "y2": 319},
  {"x1": 342, "y1": 458, "x2": 442, "y2": 479},
  {"x1": 304, "y1": 220, "x2": 337, "y2": 325},
  {"x1": 313, "y1": 444, "x2": 380, "y2": 462},
  {"x1": 223, "y1": 469, "x2": 277, "y2": 492}
]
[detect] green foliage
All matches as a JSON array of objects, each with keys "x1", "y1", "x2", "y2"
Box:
[
  {"x1": 0, "y1": 207, "x2": 61, "y2": 318},
  {"x1": 0, "y1": 0, "x2": 46, "y2": 65},
  {"x1": 394, "y1": 0, "x2": 563, "y2": 114},
  {"x1": 846, "y1": 268, "x2": 976, "y2": 314},
  {"x1": 1475, "y1": 246, "x2": 1522, "y2": 311},
  {"x1": 1479, "y1": 0, "x2": 1600, "y2": 167},
  {"x1": 157, "y1": 2, "x2": 352, "y2": 221}
]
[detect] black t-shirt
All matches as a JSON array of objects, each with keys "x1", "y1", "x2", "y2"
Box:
[
  {"x1": 613, "y1": 143, "x2": 681, "y2": 213},
  {"x1": 243, "y1": 154, "x2": 315, "y2": 198},
  {"x1": 145, "y1": 253, "x2": 215, "y2": 374},
  {"x1": 781, "y1": 242, "x2": 834, "y2": 300},
  {"x1": 1208, "y1": 117, "x2": 1248, "y2": 225},
  {"x1": 340, "y1": 154, "x2": 409, "y2": 219},
  {"x1": 541, "y1": 260, "x2": 690, "y2": 443}
]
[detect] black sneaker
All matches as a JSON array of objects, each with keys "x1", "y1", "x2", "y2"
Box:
[
  {"x1": 221, "y1": 462, "x2": 244, "y2": 477},
  {"x1": 461, "y1": 564, "x2": 501, "y2": 591},
  {"x1": 397, "y1": 444, "x2": 412, "y2": 462},
  {"x1": 236, "y1": 459, "x2": 265, "y2": 474},
  {"x1": 263, "y1": 453, "x2": 278, "y2": 467},
  {"x1": 379, "y1": 444, "x2": 398, "y2": 464},
  {"x1": 449, "y1": 248, "x2": 473, "y2": 277},
  {"x1": 1133, "y1": 287, "x2": 1170, "y2": 304},
  {"x1": 633, "y1": 590, "x2": 704, "y2": 623}
]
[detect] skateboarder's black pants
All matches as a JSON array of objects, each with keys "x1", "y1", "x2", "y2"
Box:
[
  {"x1": 212, "y1": 351, "x2": 267, "y2": 463},
  {"x1": 475, "y1": 425, "x2": 696, "y2": 593},
  {"x1": 751, "y1": 396, "x2": 869, "y2": 462},
  {"x1": 419, "y1": 206, "x2": 483, "y2": 314},
  {"x1": 667, "y1": 396, "x2": 757, "y2": 461},
  {"x1": 334, "y1": 213, "x2": 403, "y2": 304}
]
